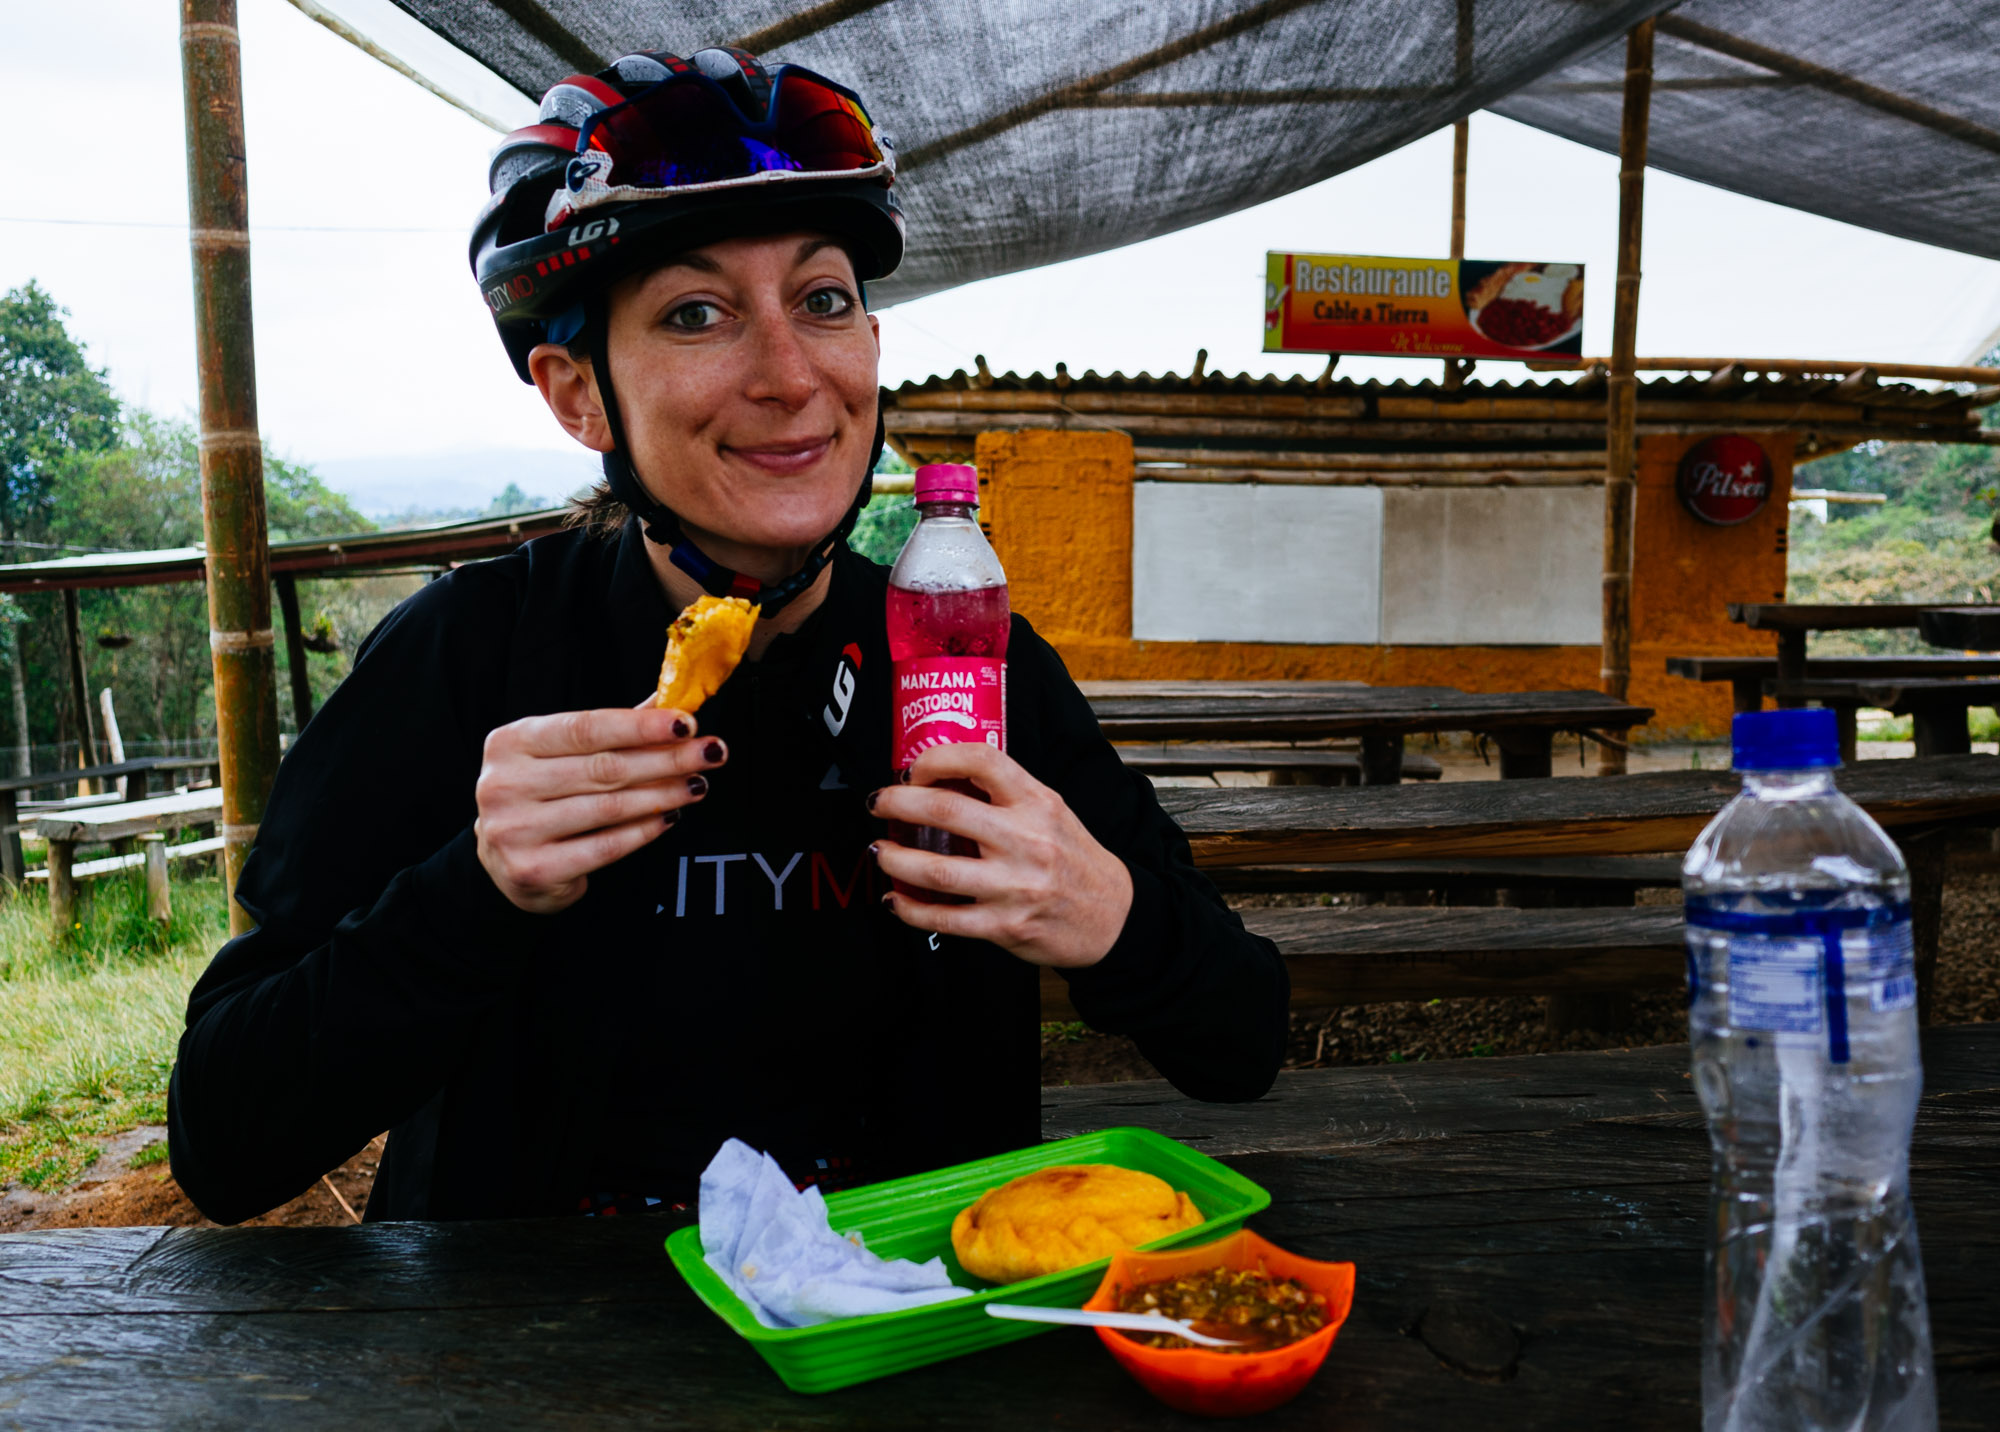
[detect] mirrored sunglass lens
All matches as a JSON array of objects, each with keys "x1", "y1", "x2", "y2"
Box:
[
  {"x1": 770, "y1": 80, "x2": 882, "y2": 168},
  {"x1": 588, "y1": 75, "x2": 881, "y2": 188}
]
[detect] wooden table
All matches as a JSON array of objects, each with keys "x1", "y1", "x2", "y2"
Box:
[
  {"x1": 1920, "y1": 606, "x2": 2000, "y2": 652},
  {"x1": 4, "y1": 1029, "x2": 1993, "y2": 1429},
  {"x1": 1728, "y1": 602, "x2": 2000, "y2": 704},
  {"x1": 0, "y1": 755, "x2": 216, "y2": 886},
  {"x1": 35, "y1": 787, "x2": 223, "y2": 937},
  {"x1": 1086, "y1": 685, "x2": 1652, "y2": 783}
]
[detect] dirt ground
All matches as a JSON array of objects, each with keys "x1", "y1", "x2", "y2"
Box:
[{"x1": 0, "y1": 1132, "x2": 383, "y2": 1233}]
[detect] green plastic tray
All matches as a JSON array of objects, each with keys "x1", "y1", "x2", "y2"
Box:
[{"x1": 665, "y1": 1127, "x2": 1269, "y2": 1394}]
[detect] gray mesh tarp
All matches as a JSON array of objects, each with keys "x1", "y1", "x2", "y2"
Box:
[
  {"x1": 1494, "y1": 0, "x2": 2000, "y2": 263},
  {"x1": 387, "y1": 0, "x2": 1673, "y2": 304}
]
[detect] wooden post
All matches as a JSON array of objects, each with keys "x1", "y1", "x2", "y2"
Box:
[
  {"x1": 0, "y1": 789, "x2": 20, "y2": 889},
  {"x1": 61, "y1": 589, "x2": 101, "y2": 783},
  {"x1": 1442, "y1": 118, "x2": 1472, "y2": 390},
  {"x1": 275, "y1": 572, "x2": 314, "y2": 728},
  {"x1": 139, "y1": 833, "x2": 172, "y2": 923},
  {"x1": 183, "y1": 0, "x2": 281, "y2": 937},
  {"x1": 1359, "y1": 734, "x2": 1405, "y2": 785},
  {"x1": 1599, "y1": 20, "x2": 1654, "y2": 777},
  {"x1": 48, "y1": 839, "x2": 75, "y2": 942}
]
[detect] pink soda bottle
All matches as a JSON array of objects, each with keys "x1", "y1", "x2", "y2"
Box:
[{"x1": 886, "y1": 464, "x2": 1010, "y2": 900}]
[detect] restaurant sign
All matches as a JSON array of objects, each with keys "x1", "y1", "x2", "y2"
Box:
[
  {"x1": 1263, "y1": 252, "x2": 1584, "y2": 359},
  {"x1": 1677, "y1": 435, "x2": 1773, "y2": 526}
]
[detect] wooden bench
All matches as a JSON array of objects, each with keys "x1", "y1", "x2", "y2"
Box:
[
  {"x1": 1667, "y1": 652, "x2": 2000, "y2": 717},
  {"x1": 1773, "y1": 676, "x2": 2000, "y2": 759},
  {"x1": 35, "y1": 788, "x2": 225, "y2": 937},
  {"x1": 1201, "y1": 854, "x2": 1685, "y2": 894},
  {"x1": 1115, "y1": 744, "x2": 1444, "y2": 783},
  {"x1": 1041, "y1": 904, "x2": 1685, "y2": 1017},
  {"x1": 23, "y1": 836, "x2": 225, "y2": 922}
]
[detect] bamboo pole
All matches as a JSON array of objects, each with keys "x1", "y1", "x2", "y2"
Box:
[
  {"x1": 1443, "y1": 118, "x2": 1472, "y2": 391},
  {"x1": 1598, "y1": 21, "x2": 1653, "y2": 778},
  {"x1": 182, "y1": 0, "x2": 280, "y2": 935}
]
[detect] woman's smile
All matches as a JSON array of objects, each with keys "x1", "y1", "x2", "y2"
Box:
[{"x1": 723, "y1": 435, "x2": 835, "y2": 476}]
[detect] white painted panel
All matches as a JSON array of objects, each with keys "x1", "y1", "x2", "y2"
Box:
[
  {"x1": 1378, "y1": 486, "x2": 1602, "y2": 645},
  {"x1": 1132, "y1": 484, "x2": 1382, "y2": 643}
]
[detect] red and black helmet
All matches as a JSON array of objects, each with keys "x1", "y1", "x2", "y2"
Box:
[
  {"x1": 471, "y1": 46, "x2": 904, "y2": 383},
  {"x1": 470, "y1": 46, "x2": 901, "y2": 616}
]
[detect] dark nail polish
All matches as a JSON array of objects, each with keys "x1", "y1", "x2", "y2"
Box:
[
  {"x1": 868, "y1": 842, "x2": 881, "y2": 861},
  {"x1": 703, "y1": 740, "x2": 725, "y2": 764},
  {"x1": 687, "y1": 774, "x2": 709, "y2": 798},
  {"x1": 671, "y1": 718, "x2": 692, "y2": 739},
  {"x1": 879, "y1": 892, "x2": 894, "y2": 908},
  {"x1": 897, "y1": 767, "x2": 913, "y2": 785},
  {"x1": 865, "y1": 790, "x2": 879, "y2": 813},
  {"x1": 663, "y1": 810, "x2": 680, "y2": 828}
]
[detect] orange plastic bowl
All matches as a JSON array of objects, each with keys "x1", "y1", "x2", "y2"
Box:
[{"x1": 1084, "y1": 1230, "x2": 1354, "y2": 1419}]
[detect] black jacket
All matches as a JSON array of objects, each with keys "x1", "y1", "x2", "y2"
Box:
[{"x1": 168, "y1": 523, "x2": 1289, "y2": 1223}]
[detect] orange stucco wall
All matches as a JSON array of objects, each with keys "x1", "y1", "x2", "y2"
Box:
[{"x1": 976, "y1": 428, "x2": 1793, "y2": 742}]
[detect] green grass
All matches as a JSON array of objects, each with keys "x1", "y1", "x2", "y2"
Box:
[{"x1": 0, "y1": 871, "x2": 227, "y2": 1190}]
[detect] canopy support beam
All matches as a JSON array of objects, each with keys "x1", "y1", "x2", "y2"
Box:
[
  {"x1": 1600, "y1": 18, "x2": 1653, "y2": 777},
  {"x1": 275, "y1": 573, "x2": 314, "y2": 730},
  {"x1": 182, "y1": 0, "x2": 281, "y2": 935}
]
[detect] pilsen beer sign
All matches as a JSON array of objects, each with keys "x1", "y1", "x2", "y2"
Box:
[
  {"x1": 1263, "y1": 252, "x2": 1585, "y2": 359},
  {"x1": 1677, "y1": 435, "x2": 1774, "y2": 525}
]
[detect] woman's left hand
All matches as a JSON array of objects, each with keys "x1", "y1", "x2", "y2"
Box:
[{"x1": 868, "y1": 744, "x2": 1134, "y2": 969}]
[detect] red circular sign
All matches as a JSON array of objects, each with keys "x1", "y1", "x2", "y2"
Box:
[{"x1": 1677, "y1": 435, "x2": 1772, "y2": 526}]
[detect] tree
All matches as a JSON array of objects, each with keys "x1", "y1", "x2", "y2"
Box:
[{"x1": 0, "y1": 283, "x2": 120, "y2": 770}]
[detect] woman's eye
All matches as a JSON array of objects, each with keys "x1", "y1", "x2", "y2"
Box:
[
  {"x1": 801, "y1": 287, "x2": 854, "y2": 317},
  {"x1": 666, "y1": 301, "x2": 721, "y2": 330}
]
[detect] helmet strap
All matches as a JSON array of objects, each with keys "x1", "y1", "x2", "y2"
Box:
[{"x1": 583, "y1": 297, "x2": 881, "y2": 616}]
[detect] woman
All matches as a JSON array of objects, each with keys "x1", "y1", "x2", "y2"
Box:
[{"x1": 168, "y1": 47, "x2": 1287, "y2": 1224}]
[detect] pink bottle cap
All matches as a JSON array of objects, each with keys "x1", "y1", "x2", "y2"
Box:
[{"x1": 912, "y1": 463, "x2": 979, "y2": 506}]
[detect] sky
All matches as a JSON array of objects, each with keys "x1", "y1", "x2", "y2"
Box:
[{"x1": 6, "y1": 0, "x2": 2000, "y2": 515}]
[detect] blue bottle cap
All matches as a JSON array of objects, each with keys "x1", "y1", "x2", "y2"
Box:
[{"x1": 1732, "y1": 708, "x2": 1841, "y2": 770}]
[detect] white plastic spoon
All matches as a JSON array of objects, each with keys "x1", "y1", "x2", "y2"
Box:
[{"x1": 985, "y1": 1303, "x2": 1244, "y2": 1348}]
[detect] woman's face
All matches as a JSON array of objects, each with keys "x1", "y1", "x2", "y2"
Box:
[{"x1": 592, "y1": 232, "x2": 880, "y2": 562}]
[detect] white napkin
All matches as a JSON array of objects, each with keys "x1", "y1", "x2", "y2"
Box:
[{"x1": 698, "y1": 1139, "x2": 972, "y2": 1328}]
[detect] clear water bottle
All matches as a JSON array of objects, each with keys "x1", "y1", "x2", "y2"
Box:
[{"x1": 1682, "y1": 709, "x2": 1935, "y2": 1432}]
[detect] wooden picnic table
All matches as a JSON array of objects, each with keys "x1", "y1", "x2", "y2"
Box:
[
  {"x1": 0, "y1": 755, "x2": 217, "y2": 885},
  {"x1": 1087, "y1": 685, "x2": 1652, "y2": 783},
  {"x1": 4, "y1": 1027, "x2": 1993, "y2": 1429},
  {"x1": 1728, "y1": 601, "x2": 2000, "y2": 702},
  {"x1": 34, "y1": 787, "x2": 223, "y2": 937}
]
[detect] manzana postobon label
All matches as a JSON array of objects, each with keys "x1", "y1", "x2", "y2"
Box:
[
  {"x1": 892, "y1": 657, "x2": 1006, "y2": 769},
  {"x1": 1263, "y1": 251, "x2": 1585, "y2": 360}
]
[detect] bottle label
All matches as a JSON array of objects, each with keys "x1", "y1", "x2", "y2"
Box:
[
  {"x1": 1685, "y1": 902, "x2": 1915, "y2": 1063},
  {"x1": 892, "y1": 657, "x2": 1006, "y2": 769}
]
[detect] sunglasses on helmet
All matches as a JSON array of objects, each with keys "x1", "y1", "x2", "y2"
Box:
[{"x1": 574, "y1": 65, "x2": 888, "y2": 198}]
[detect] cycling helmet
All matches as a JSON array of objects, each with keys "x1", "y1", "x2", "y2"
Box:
[{"x1": 471, "y1": 46, "x2": 904, "y2": 612}]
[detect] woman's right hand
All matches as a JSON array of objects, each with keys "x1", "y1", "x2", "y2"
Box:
[{"x1": 474, "y1": 703, "x2": 724, "y2": 914}]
